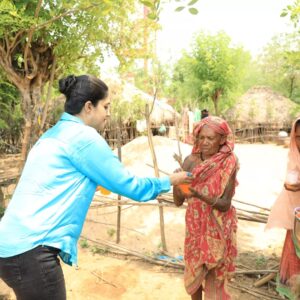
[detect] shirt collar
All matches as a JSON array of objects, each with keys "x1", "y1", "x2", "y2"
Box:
[{"x1": 60, "y1": 112, "x2": 84, "y2": 124}]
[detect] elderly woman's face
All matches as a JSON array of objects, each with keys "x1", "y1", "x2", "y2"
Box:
[{"x1": 197, "y1": 125, "x2": 225, "y2": 158}]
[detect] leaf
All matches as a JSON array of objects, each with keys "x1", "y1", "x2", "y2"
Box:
[
  {"x1": 189, "y1": 7, "x2": 198, "y2": 15},
  {"x1": 188, "y1": 0, "x2": 199, "y2": 6},
  {"x1": 140, "y1": 0, "x2": 154, "y2": 8},
  {"x1": 280, "y1": 11, "x2": 288, "y2": 17},
  {"x1": 175, "y1": 6, "x2": 185, "y2": 12},
  {"x1": 147, "y1": 12, "x2": 157, "y2": 20}
]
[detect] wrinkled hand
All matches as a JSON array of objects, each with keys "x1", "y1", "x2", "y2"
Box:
[
  {"x1": 169, "y1": 171, "x2": 194, "y2": 186},
  {"x1": 188, "y1": 187, "x2": 214, "y2": 205},
  {"x1": 284, "y1": 182, "x2": 300, "y2": 192}
]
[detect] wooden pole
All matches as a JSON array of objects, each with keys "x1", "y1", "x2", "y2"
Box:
[
  {"x1": 253, "y1": 272, "x2": 277, "y2": 288},
  {"x1": 145, "y1": 103, "x2": 168, "y2": 252},
  {"x1": 174, "y1": 112, "x2": 183, "y2": 168},
  {"x1": 116, "y1": 119, "x2": 122, "y2": 244}
]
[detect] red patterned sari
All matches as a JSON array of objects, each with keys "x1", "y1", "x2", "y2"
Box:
[{"x1": 184, "y1": 116, "x2": 238, "y2": 299}]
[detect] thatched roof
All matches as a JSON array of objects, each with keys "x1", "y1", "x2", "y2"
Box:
[
  {"x1": 226, "y1": 86, "x2": 298, "y2": 124},
  {"x1": 106, "y1": 78, "x2": 178, "y2": 124},
  {"x1": 121, "y1": 82, "x2": 178, "y2": 124}
]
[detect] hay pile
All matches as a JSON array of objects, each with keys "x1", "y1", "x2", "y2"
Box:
[{"x1": 116, "y1": 135, "x2": 192, "y2": 176}]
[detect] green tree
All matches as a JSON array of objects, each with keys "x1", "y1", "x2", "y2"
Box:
[
  {"x1": 281, "y1": 0, "x2": 300, "y2": 28},
  {"x1": 0, "y1": 0, "x2": 155, "y2": 161},
  {"x1": 256, "y1": 33, "x2": 300, "y2": 102},
  {"x1": 0, "y1": 70, "x2": 23, "y2": 153},
  {"x1": 170, "y1": 31, "x2": 250, "y2": 115}
]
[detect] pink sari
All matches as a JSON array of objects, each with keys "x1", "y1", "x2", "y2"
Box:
[
  {"x1": 266, "y1": 117, "x2": 300, "y2": 299},
  {"x1": 184, "y1": 116, "x2": 238, "y2": 299},
  {"x1": 266, "y1": 117, "x2": 300, "y2": 230}
]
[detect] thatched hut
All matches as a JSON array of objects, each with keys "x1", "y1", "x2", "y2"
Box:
[
  {"x1": 226, "y1": 86, "x2": 298, "y2": 124},
  {"x1": 225, "y1": 86, "x2": 300, "y2": 142},
  {"x1": 118, "y1": 81, "x2": 178, "y2": 125}
]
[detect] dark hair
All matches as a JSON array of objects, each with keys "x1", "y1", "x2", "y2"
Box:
[
  {"x1": 295, "y1": 119, "x2": 300, "y2": 131},
  {"x1": 201, "y1": 109, "x2": 209, "y2": 119},
  {"x1": 59, "y1": 75, "x2": 109, "y2": 115}
]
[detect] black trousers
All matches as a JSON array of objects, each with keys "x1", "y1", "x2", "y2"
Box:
[{"x1": 0, "y1": 245, "x2": 66, "y2": 300}]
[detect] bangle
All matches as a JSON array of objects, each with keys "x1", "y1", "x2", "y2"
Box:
[{"x1": 210, "y1": 198, "x2": 218, "y2": 206}]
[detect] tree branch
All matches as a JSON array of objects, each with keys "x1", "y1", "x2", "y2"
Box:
[
  {"x1": 4, "y1": 34, "x2": 10, "y2": 52},
  {"x1": 24, "y1": 0, "x2": 44, "y2": 77},
  {"x1": 40, "y1": 55, "x2": 56, "y2": 131},
  {"x1": 7, "y1": 30, "x2": 25, "y2": 56},
  {"x1": 34, "y1": 3, "x2": 100, "y2": 31},
  {"x1": 34, "y1": 0, "x2": 43, "y2": 18},
  {"x1": 24, "y1": 30, "x2": 34, "y2": 75},
  {"x1": 0, "y1": 44, "x2": 23, "y2": 89}
]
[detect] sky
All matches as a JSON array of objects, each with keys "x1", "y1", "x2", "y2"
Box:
[{"x1": 156, "y1": 0, "x2": 294, "y2": 63}]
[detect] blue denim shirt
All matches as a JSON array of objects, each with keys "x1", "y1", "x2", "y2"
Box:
[{"x1": 0, "y1": 113, "x2": 170, "y2": 265}]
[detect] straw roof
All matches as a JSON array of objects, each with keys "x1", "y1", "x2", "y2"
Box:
[
  {"x1": 121, "y1": 82, "x2": 178, "y2": 124},
  {"x1": 106, "y1": 79, "x2": 178, "y2": 125},
  {"x1": 226, "y1": 86, "x2": 298, "y2": 124}
]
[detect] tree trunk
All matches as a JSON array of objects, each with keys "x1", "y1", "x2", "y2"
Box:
[
  {"x1": 289, "y1": 75, "x2": 295, "y2": 99},
  {"x1": 212, "y1": 89, "x2": 222, "y2": 116},
  {"x1": 19, "y1": 77, "x2": 44, "y2": 168}
]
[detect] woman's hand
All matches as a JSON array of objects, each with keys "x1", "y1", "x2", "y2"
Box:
[
  {"x1": 188, "y1": 187, "x2": 215, "y2": 205},
  {"x1": 284, "y1": 182, "x2": 300, "y2": 192},
  {"x1": 169, "y1": 171, "x2": 194, "y2": 186}
]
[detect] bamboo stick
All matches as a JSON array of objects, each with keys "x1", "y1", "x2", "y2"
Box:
[
  {"x1": 91, "y1": 271, "x2": 118, "y2": 288},
  {"x1": 253, "y1": 272, "x2": 277, "y2": 288},
  {"x1": 80, "y1": 235, "x2": 184, "y2": 269},
  {"x1": 228, "y1": 283, "x2": 282, "y2": 300},
  {"x1": 235, "y1": 270, "x2": 277, "y2": 275},
  {"x1": 145, "y1": 103, "x2": 167, "y2": 252},
  {"x1": 116, "y1": 120, "x2": 122, "y2": 244},
  {"x1": 233, "y1": 199, "x2": 270, "y2": 211}
]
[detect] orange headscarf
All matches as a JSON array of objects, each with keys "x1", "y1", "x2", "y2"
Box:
[{"x1": 190, "y1": 116, "x2": 237, "y2": 199}]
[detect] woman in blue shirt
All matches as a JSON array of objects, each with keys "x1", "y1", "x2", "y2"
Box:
[{"x1": 0, "y1": 74, "x2": 192, "y2": 300}]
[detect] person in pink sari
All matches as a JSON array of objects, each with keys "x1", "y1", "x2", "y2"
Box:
[
  {"x1": 173, "y1": 116, "x2": 238, "y2": 300},
  {"x1": 266, "y1": 117, "x2": 300, "y2": 299}
]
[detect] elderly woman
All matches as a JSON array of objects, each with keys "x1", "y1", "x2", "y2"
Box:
[
  {"x1": 266, "y1": 117, "x2": 300, "y2": 300},
  {"x1": 174, "y1": 116, "x2": 238, "y2": 300}
]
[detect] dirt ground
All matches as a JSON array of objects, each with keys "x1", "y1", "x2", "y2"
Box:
[{"x1": 0, "y1": 138, "x2": 290, "y2": 299}]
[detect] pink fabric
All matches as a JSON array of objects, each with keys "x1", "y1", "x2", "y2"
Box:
[
  {"x1": 266, "y1": 117, "x2": 300, "y2": 230},
  {"x1": 279, "y1": 230, "x2": 300, "y2": 285},
  {"x1": 205, "y1": 273, "x2": 231, "y2": 300}
]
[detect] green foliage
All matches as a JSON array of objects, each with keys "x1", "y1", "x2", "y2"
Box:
[
  {"x1": 133, "y1": 63, "x2": 171, "y2": 98},
  {"x1": 255, "y1": 255, "x2": 267, "y2": 268},
  {"x1": 281, "y1": 0, "x2": 300, "y2": 28},
  {"x1": 170, "y1": 31, "x2": 251, "y2": 115},
  {"x1": 0, "y1": 71, "x2": 23, "y2": 153},
  {"x1": 91, "y1": 245, "x2": 108, "y2": 255},
  {"x1": 0, "y1": 205, "x2": 5, "y2": 219},
  {"x1": 0, "y1": 1, "x2": 159, "y2": 145},
  {"x1": 107, "y1": 228, "x2": 116, "y2": 238},
  {"x1": 174, "y1": 0, "x2": 199, "y2": 15},
  {"x1": 79, "y1": 238, "x2": 89, "y2": 249},
  {"x1": 111, "y1": 94, "x2": 146, "y2": 123},
  {"x1": 252, "y1": 32, "x2": 300, "y2": 102}
]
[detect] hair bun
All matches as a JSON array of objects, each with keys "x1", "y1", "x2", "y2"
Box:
[{"x1": 59, "y1": 75, "x2": 77, "y2": 95}]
